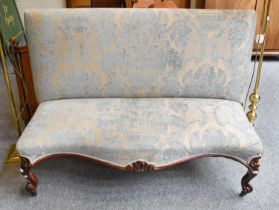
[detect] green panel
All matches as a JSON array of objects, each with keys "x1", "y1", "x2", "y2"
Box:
[{"x1": 0, "y1": 0, "x2": 25, "y2": 60}]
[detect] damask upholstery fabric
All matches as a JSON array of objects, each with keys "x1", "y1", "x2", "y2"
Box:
[
  {"x1": 16, "y1": 98, "x2": 262, "y2": 166},
  {"x1": 25, "y1": 9, "x2": 256, "y2": 104}
]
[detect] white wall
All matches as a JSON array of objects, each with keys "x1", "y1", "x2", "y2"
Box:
[{"x1": 15, "y1": 0, "x2": 66, "y2": 23}]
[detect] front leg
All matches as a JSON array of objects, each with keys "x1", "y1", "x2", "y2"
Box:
[
  {"x1": 240, "y1": 157, "x2": 260, "y2": 196},
  {"x1": 20, "y1": 157, "x2": 38, "y2": 196}
]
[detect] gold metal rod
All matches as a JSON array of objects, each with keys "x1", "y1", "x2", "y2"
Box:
[
  {"x1": 0, "y1": 39, "x2": 21, "y2": 163},
  {"x1": 254, "y1": 0, "x2": 271, "y2": 91},
  {"x1": 0, "y1": 40, "x2": 21, "y2": 136},
  {"x1": 246, "y1": 0, "x2": 272, "y2": 123}
]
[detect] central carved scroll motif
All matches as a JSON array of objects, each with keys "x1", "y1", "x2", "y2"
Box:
[{"x1": 125, "y1": 161, "x2": 156, "y2": 172}]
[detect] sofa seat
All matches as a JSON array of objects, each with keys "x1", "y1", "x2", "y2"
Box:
[{"x1": 17, "y1": 98, "x2": 262, "y2": 167}]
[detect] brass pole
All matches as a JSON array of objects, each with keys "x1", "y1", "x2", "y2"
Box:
[
  {"x1": 0, "y1": 39, "x2": 21, "y2": 163},
  {"x1": 246, "y1": 0, "x2": 272, "y2": 124}
]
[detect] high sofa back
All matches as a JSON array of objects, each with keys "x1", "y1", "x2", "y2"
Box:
[{"x1": 25, "y1": 9, "x2": 256, "y2": 104}]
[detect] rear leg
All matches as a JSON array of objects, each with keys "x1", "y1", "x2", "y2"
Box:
[{"x1": 20, "y1": 157, "x2": 38, "y2": 196}]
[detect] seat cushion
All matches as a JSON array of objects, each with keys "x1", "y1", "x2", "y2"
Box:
[{"x1": 16, "y1": 98, "x2": 263, "y2": 166}]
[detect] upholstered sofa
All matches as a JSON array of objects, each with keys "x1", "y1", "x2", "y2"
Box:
[{"x1": 16, "y1": 8, "x2": 262, "y2": 197}]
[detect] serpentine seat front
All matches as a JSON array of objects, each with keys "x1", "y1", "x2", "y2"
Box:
[{"x1": 17, "y1": 98, "x2": 262, "y2": 167}]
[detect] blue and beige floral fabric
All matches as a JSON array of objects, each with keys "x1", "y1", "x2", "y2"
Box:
[
  {"x1": 18, "y1": 9, "x2": 262, "y2": 166},
  {"x1": 25, "y1": 9, "x2": 256, "y2": 104},
  {"x1": 17, "y1": 99, "x2": 262, "y2": 166}
]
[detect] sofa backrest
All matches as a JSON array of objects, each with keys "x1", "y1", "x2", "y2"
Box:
[{"x1": 25, "y1": 9, "x2": 256, "y2": 104}]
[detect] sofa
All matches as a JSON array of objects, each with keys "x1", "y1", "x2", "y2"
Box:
[{"x1": 16, "y1": 8, "x2": 262, "y2": 197}]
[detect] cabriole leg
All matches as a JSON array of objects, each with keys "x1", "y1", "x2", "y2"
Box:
[
  {"x1": 20, "y1": 157, "x2": 38, "y2": 196},
  {"x1": 240, "y1": 157, "x2": 260, "y2": 196}
]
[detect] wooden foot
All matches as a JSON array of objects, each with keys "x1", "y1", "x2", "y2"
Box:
[
  {"x1": 20, "y1": 157, "x2": 38, "y2": 196},
  {"x1": 240, "y1": 157, "x2": 260, "y2": 196}
]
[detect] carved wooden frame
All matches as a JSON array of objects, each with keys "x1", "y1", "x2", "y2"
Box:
[
  {"x1": 12, "y1": 4, "x2": 264, "y2": 196},
  {"x1": 20, "y1": 153, "x2": 261, "y2": 197}
]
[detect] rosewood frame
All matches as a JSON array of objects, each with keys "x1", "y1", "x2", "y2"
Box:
[
  {"x1": 20, "y1": 153, "x2": 261, "y2": 196},
  {"x1": 12, "y1": 1, "x2": 269, "y2": 196}
]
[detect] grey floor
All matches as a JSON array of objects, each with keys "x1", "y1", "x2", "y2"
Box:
[{"x1": 0, "y1": 61, "x2": 278, "y2": 210}]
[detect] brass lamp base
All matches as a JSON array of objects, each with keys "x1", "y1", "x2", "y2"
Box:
[{"x1": 5, "y1": 144, "x2": 20, "y2": 163}]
